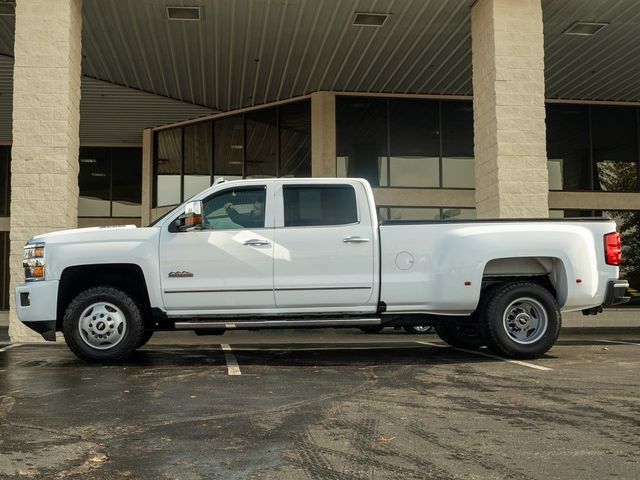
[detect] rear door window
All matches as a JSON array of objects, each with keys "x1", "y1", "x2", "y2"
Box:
[{"x1": 283, "y1": 185, "x2": 358, "y2": 227}]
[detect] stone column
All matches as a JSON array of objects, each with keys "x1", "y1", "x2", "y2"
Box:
[
  {"x1": 471, "y1": 0, "x2": 548, "y2": 218},
  {"x1": 9, "y1": 0, "x2": 83, "y2": 341},
  {"x1": 311, "y1": 91, "x2": 336, "y2": 177}
]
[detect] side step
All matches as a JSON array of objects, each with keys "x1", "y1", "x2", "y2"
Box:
[{"x1": 174, "y1": 318, "x2": 382, "y2": 330}]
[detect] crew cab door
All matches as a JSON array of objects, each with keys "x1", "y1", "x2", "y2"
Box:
[
  {"x1": 273, "y1": 181, "x2": 376, "y2": 309},
  {"x1": 159, "y1": 184, "x2": 275, "y2": 312}
]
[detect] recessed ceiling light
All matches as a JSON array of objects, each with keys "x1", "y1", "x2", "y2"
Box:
[
  {"x1": 166, "y1": 6, "x2": 201, "y2": 21},
  {"x1": 0, "y1": 2, "x2": 15, "y2": 17},
  {"x1": 563, "y1": 21, "x2": 608, "y2": 36},
  {"x1": 353, "y1": 12, "x2": 390, "y2": 27}
]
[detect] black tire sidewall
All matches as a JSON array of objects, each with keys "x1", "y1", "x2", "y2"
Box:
[
  {"x1": 63, "y1": 287, "x2": 144, "y2": 362},
  {"x1": 435, "y1": 324, "x2": 484, "y2": 348},
  {"x1": 484, "y1": 283, "x2": 560, "y2": 358}
]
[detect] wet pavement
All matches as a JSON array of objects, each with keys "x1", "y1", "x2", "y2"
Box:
[{"x1": 1, "y1": 328, "x2": 639, "y2": 479}]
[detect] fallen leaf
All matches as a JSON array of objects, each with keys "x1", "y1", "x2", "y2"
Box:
[
  {"x1": 89, "y1": 454, "x2": 109, "y2": 463},
  {"x1": 378, "y1": 435, "x2": 396, "y2": 444}
]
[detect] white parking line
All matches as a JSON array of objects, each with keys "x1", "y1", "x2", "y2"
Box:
[
  {"x1": 221, "y1": 344, "x2": 241, "y2": 375},
  {"x1": 415, "y1": 341, "x2": 552, "y2": 371},
  {"x1": 595, "y1": 339, "x2": 640, "y2": 347},
  {"x1": 0, "y1": 344, "x2": 23, "y2": 353}
]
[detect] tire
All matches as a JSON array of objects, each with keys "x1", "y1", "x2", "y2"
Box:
[
  {"x1": 402, "y1": 325, "x2": 434, "y2": 334},
  {"x1": 359, "y1": 325, "x2": 384, "y2": 334},
  {"x1": 137, "y1": 330, "x2": 154, "y2": 348},
  {"x1": 62, "y1": 286, "x2": 145, "y2": 363},
  {"x1": 434, "y1": 324, "x2": 484, "y2": 348},
  {"x1": 480, "y1": 282, "x2": 561, "y2": 359}
]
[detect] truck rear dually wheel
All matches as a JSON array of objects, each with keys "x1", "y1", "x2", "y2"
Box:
[
  {"x1": 63, "y1": 286, "x2": 145, "y2": 363},
  {"x1": 480, "y1": 282, "x2": 560, "y2": 359}
]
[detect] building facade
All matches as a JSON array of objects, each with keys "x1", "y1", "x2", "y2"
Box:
[{"x1": 0, "y1": 0, "x2": 639, "y2": 340}]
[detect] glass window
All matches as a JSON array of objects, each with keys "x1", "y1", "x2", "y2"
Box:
[
  {"x1": 442, "y1": 207, "x2": 475, "y2": 220},
  {"x1": 389, "y1": 99, "x2": 440, "y2": 188},
  {"x1": 283, "y1": 185, "x2": 357, "y2": 227},
  {"x1": 156, "y1": 128, "x2": 182, "y2": 206},
  {"x1": 246, "y1": 108, "x2": 278, "y2": 178},
  {"x1": 111, "y1": 148, "x2": 142, "y2": 217},
  {"x1": 546, "y1": 105, "x2": 591, "y2": 191},
  {"x1": 78, "y1": 148, "x2": 111, "y2": 216},
  {"x1": 79, "y1": 147, "x2": 142, "y2": 217},
  {"x1": 442, "y1": 101, "x2": 475, "y2": 189},
  {"x1": 387, "y1": 207, "x2": 441, "y2": 221},
  {"x1": 336, "y1": 98, "x2": 388, "y2": 187},
  {"x1": 214, "y1": 116, "x2": 244, "y2": 177},
  {"x1": 592, "y1": 106, "x2": 638, "y2": 192},
  {"x1": 381, "y1": 207, "x2": 475, "y2": 221},
  {"x1": 184, "y1": 122, "x2": 212, "y2": 199},
  {"x1": 0, "y1": 232, "x2": 9, "y2": 310},
  {"x1": 202, "y1": 186, "x2": 266, "y2": 230},
  {"x1": 0, "y1": 146, "x2": 10, "y2": 217},
  {"x1": 280, "y1": 100, "x2": 311, "y2": 177}
]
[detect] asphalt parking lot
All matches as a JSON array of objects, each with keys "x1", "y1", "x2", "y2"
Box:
[{"x1": 1, "y1": 328, "x2": 639, "y2": 480}]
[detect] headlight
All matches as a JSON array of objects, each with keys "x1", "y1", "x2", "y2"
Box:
[{"x1": 23, "y1": 242, "x2": 45, "y2": 281}]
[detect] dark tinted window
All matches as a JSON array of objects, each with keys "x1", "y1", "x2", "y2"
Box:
[
  {"x1": 111, "y1": 148, "x2": 142, "y2": 217},
  {"x1": 442, "y1": 101, "x2": 475, "y2": 188},
  {"x1": 280, "y1": 100, "x2": 311, "y2": 177},
  {"x1": 184, "y1": 122, "x2": 212, "y2": 198},
  {"x1": 283, "y1": 185, "x2": 357, "y2": 227},
  {"x1": 592, "y1": 106, "x2": 638, "y2": 192},
  {"x1": 79, "y1": 148, "x2": 111, "y2": 216},
  {"x1": 389, "y1": 99, "x2": 439, "y2": 187},
  {"x1": 79, "y1": 147, "x2": 142, "y2": 217},
  {"x1": 0, "y1": 232, "x2": 8, "y2": 310},
  {"x1": 156, "y1": 128, "x2": 182, "y2": 206},
  {"x1": 336, "y1": 98, "x2": 388, "y2": 187},
  {"x1": 0, "y1": 146, "x2": 10, "y2": 216},
  {"x1": 214, "y1": 115, "x2": 244, "y2": 179},
  {"x1": 246, "y1": 108, "x2": 277, "y2": 178}
]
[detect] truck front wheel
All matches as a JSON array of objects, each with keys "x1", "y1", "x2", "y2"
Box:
[
  {"x1": 480, "y1": 282, "x2": 560, "y2": 359},
  {"x1": 62, "y1": 286, "x2": 145, "y2": 363}
]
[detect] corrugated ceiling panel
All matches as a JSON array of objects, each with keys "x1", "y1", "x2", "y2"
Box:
[
  {"x1": 543, "y1": 0, "x2": 640, "y2": 101},
  {"x1": 0, "y1": 55, "x2": 214, "y2": 145}
]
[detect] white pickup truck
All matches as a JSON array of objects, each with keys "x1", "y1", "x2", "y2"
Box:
[{"x1": 17, "y1": 178, "x2": 629, "y2": 362}]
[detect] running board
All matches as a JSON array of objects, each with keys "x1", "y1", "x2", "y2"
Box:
[{"x1": 174, "y1": 318, "x2": 382, "y2": 330}]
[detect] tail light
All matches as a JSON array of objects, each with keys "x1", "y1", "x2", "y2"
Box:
[{"x1": 604, "y1": 232, "x2": 622, "y2": 266}]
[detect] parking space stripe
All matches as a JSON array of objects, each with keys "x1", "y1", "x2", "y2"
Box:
[
  {"x1": 221, "y1": 344, "x2": 241, "y2": 375},
  {"x1": 595, "y1": 339, "x2": 640, "y2": 347},
  {"x1": 0, "y1": 344, "x2": 22, "y2": 353},
  {"x1": 415, "y1": 341, "x2": 552, "y2": 371}
]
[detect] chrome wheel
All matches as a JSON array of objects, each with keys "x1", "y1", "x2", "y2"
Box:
[
  {"x1": 502, "y1": 297, "x2": 548, "y2": 345},
  {"x1": 411, "y1": 325, "x2": 433, "y2": 333},
  {"x1": 77, "y1": 302, "x2": 127, "y2": 350}
]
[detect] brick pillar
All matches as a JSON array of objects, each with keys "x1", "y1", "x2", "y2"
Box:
[
  {"x1": 9, "y1": 0, "x2": 82, "y2": 341},
  {"x1": 311, "y1": 92, "x2": 336, "y2": 177},
  {"x1": 471, "y1": 0, "x2": 548, "y2": 218}
]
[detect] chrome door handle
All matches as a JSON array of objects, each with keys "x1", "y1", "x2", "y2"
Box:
[
  {"x1": 243, "y1": 238, "x2": 271, "y2": 246},
  {"x1": 343, "y1": 236, "x2": 370, "y2": 244}
]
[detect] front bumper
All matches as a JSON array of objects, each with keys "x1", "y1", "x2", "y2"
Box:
[
  {"x1": 15, "y1": 280, "x2": 59, "y2": 341},
  {"x1": 603, "y1": 280, "x2": 630, "y2": 307}
]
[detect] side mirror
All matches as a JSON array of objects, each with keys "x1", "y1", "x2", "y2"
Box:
[{"x1": 175, "y1": 200, "x2": 204, "y2": 232}]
